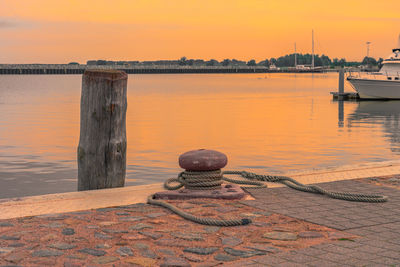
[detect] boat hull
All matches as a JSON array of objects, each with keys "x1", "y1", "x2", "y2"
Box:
[{"x1": 347, "y1": 78, "x2": 400, "y2": 99}]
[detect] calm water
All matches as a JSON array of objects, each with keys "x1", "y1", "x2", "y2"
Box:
[{"x1": 1, "y1": 73, "x2": 399, "y2": 198}]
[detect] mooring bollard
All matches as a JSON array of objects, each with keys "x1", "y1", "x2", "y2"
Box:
[
  {"x1": 154, "y1": 149, "x2": 247, "y2": 200},
  {"x1": 147, "y1": 149, "x2": 388, "y2": 226},
  {"x1": 77, "y1": 70, "x2": 127, "y2": 191}
]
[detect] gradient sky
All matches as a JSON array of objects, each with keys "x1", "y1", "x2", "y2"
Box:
[{"x1": 0, "y1": 0, "x2": 399, "y2": 64}]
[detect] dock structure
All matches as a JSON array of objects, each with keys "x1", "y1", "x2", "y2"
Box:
[
  {"x1": 331, "y1": 92, "x2": 359, "y2": 100},
  {"x1": 330, "y1": 69, "x2": 360, "y2": 100},
  {"x1": 0, "y1": 64, "x2": 326, "y2": 75}
]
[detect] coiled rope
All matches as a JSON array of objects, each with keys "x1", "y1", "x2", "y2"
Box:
[{"x1": 148, "y1": 170, "x2": 388, "y2": 227}]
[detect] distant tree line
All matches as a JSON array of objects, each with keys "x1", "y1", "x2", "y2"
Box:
[{"x1": 86, "y1": 55, "x2": 383, "y2": 68}]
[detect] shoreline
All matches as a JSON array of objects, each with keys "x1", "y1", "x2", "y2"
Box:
[
  {"x1": 1, "y1": 159, "x2": 400, "y2": 220},
  {"x1": 0, "y1": 65, "x2": 333, "y2": 75}
]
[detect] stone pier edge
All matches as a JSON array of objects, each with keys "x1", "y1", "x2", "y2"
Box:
[{"x1": 1, "y1": 159, "x2": 400, "y2": 220}]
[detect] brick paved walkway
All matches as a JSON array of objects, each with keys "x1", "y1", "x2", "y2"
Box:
[
  {"x1": 243, "y1": 180, "x2": 400, "y2": 266},
  {"x1": 0, "y1": 178, "x2": 399, "y2": 266}
]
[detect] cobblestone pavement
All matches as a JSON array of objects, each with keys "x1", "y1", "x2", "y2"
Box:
[{"x1": 0, "y1": 178, "x2": 399, "y2": 266}]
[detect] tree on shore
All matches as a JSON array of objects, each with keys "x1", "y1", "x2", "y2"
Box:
[
  {"x1": 206, "y1": 59, "x2": 219, "y2": 66},
  {"x1": 247, "y1": 59, "x2": 256, "y2": 66},
  {"x1": 85, "y1": 54, "x2": 374, "y2": 68},
  {"x1": 221, "y1": 59, "x2": 231, "y2": 66},
  {"x1": 179, "y1": 57, "x2": 187, "y2": 66},
  {"x1": 258, "y1": 59, "x2": 270, "y2": 67},
  {"x1": 362, "y1": 56, "x2": 377, "y2": 66}
]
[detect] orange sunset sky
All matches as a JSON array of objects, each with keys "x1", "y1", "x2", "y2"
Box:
[{"x1": 0, "y1": 0, "x2": 399, "y2": 64}]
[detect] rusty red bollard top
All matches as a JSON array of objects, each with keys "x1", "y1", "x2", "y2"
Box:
[{"x1": 178, "y1": 149, "x2": 228, "y2": 171}]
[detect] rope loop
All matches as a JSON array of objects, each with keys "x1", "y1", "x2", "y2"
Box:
[{"x1": 150, "y1": 169, "x2": 389, "y2": 227}]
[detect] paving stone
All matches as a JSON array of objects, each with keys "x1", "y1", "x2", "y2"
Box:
[
  {"x1": 240, "y1": 212, "x2": 261, "y2": 218},
  {"x1": 8, "y1": 243, "x2": 25, "y2": 248},
  {"x1": 94, "y1": 232, "x2": 112, "y2": 240},
  {"x1": 183, "y1": 247, "x2": 219, "y2": 255},
  {"x1": 41, "y1": 222, "x2": 65, "y2": 228},
  {"x1": 140, "y1": 248, "x2": 157, "y2": 259},
  {"x1": 223, "y1": 247, "x2": 265, "y2": 258},
  {"x1": 253, "y1": 211, "x2": 273, "y2": 216},
  {"x1": 116, "y1": 246, "x2": 134, "y2": 256},
  {"x1": 96, "y1": 207, "x2": 119, "y2": 212},
  {"x1": 115, "y1": 212, "x2": 130, "y2": 216},
  {"x1": 121, "y1": 233, "x2": 147, "y2": 240},
  {"x1": 98, "y1": 221, "x2": 119, "y2": 226},
  {"x1": 252, "y1": 222, "x2": 272, "y2": 227},
  {"x1": 124, "y1": 257, "x2": 157, "y2": 266},
  {"x1": 0, "y1": 222, "x2": 14, "y2": 227},
  {"x1": 214, "y1": 253, "x2": 237, "y2": 262},
  {"x1": 215, "y1": 206, "x2": 237, "y2": 213},
  {"x1": 146, "y1": 212, "x2": 166, "y2": 218},
  {"x1": 91, "y1": 256, "x2": 119, "y2": 264},
  {"x1": 244, "y1": 244, "x2": 281, "y2": 253},
  {"x1": 86, "y1": 225, "x2": 99, "y2": 229},
  {"x1": 220, "y1": 236, "x2": 243, "y2": 246},
  {"x1": 78, "y1": 248, "x2": 106, "y2": 256},
  {"x1": 298, "y1": 231, "x2": 324, "y2": 238},
  {"x1": 63, "y1": 261, "x2": 84, "y2": 267},
  {"x1": 0, "y1": 235, "x2": 20, "y2": 241},
  {"x1": 202, "y1": 226, "x2": 220, "y2": 233},
  {"x1": 158, "y1": 249, "x2": 175, "y2": 256},
  {"x1": 198, "y1": 262, "x2": 226, "y2": 267},
  {"x1": 4, "y1": 251, "x2": 25, "y2": 263},
  {"x1": 67, "y1": 254, "x2": 87, "y2": 260},
  {"x1": 37, "y1": 214, "x2": 69, "y2": 220},
  {"x1": 156, "y1": 238, "x2": 187, "y2": 247},
  {"x1": 32, "y1": 249, "x2": 64, "y2": 257},
  {"x1": 160, "y1": 256, "x2": 191, "y2": 267},
  {"x1": 201, "y1": 203, "x2": 219, "y2": 207},
  {"x1": 177, "y1": 203, "x2": 195, "y2": 209},
  {"x1": 62, "y1": 228, "x2": 75, "y2": 235},
  {"x1": 95, "y1": 244, "x2": 111, "y2": 249},
  {"x1": 0, "y1": 247, "x2": 15, "y2": 254},
  {"x1": 182, "y1": 253, "x2": 204, "y2": 262},
  {"x1": 171, "y1": 232, "x2": 204, "y2": 241},
  {"x1": 281, "y1": 251, "x2": 320, "y2": 263},
  {"x1": 133, "y1": 243, "x2": 149, "y2": 250},
  {"x1": 263, "y1": 231, "x2": 298, "y2": 241},
  {"x1": 138, "y1": 231, "x2": 163, "y2": 240},
  {"x1": 102, "y1": 228, "x2": 129, "y2": 233},
  {"x1": 129, "y1": 223, "x2": 153, "y2": 230},
  {"x1": 327, "y1": 231, "x2": 356, "y2": 240},
  {"x1": 48, "y1": 242, "x2": 77, "y2": 250},
  {"x1": 118, "y1": 216, "x2": 145, "y2": 222}
]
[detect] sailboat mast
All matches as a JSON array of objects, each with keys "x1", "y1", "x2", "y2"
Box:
[
  {"x1": 312, "y1": 29, "x2": 315, "y2": 69},
  {"x1": 294, "y1": 42, "x2": 297, "y2": 67}
]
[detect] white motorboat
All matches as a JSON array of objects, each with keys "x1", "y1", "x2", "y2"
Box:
[{"x1": 347, "y1": 35, "x2": 400, "y2": 99}]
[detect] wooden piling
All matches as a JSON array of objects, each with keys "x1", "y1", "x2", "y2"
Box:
[
  {"x1": 78, "y1": 70, "x2": 128, "y2": 191},
  {"x1": 338, "y1": 68, "x2": 344, "y2": 94}
]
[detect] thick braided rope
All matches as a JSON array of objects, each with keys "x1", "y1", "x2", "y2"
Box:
[
  {"x1": 147, "y1": 194, "x2": 251, "y2": 226},
  {"x1": 164, "y1": 170, "x2": 267, "y2": 190},
  {"x1": 148, "y1": 169, "x2": 388, "y2": 227},
  {"x1": 151, "y1": 169, "x2": 266, "y2": 226},
  {"x1": 226, "y1": 170, "x2": 388, "y2": 203}
]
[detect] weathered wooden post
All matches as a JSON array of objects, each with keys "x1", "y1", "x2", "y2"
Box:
[
  {"x1": 78, "y1": 70, "x2": 127, "y2": 191},
  {"x1": 338, "y1": 68, "x2": 344, "y2": 95}
]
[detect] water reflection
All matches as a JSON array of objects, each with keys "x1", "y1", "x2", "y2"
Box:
[
  {"x1": 347, "y1": 101, "x2": 400, "y2": 153},
  {"x1": 338, "y1": 100, "x2": 344, "y2": 128},
  {"x1": 0, "y1": 73, "x2": 399, "y2": 198}
]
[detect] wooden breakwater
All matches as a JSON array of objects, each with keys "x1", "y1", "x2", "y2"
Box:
[{"x1": 0, "y1": 64, "x2": 326, "y2": 75}]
